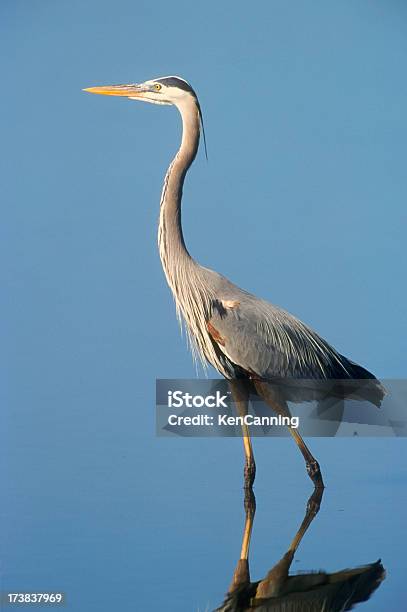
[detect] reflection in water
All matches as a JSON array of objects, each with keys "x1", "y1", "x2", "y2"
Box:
[{"x1": 215, "y1": 489, "x2": 385, "y2": 611}]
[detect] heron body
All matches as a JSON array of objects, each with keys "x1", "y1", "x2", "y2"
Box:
[{"x1": 84, "y1": 76, "x2": 384, "y2": 488}]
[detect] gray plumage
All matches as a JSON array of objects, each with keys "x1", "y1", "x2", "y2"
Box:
[{"x1": 154, "y1": 77, "x2": 384, "y2": 406}]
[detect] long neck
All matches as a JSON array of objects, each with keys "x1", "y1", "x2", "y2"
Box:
[
  {"x1": 157, "y1": 98, "x2": 230, "y2": 376},
  {"x1": 158, "y1": 97, "x2": 200, "y2": 290},
  {"x1": 157, "y1": 98, "x2": 217, "y2": 368}
]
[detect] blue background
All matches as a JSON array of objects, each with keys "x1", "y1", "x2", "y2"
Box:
[{"x1": 2, "y1": 1, "x2": 406, "y2": 610}]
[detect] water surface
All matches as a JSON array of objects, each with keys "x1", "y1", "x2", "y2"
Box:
[{"x1": 3, "y1": 397, "x2": 406, "y2": 610}]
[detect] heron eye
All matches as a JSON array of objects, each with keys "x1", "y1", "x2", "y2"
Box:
[{"x1": 154, "y1": 83, "x2": 162, "y2": 91}]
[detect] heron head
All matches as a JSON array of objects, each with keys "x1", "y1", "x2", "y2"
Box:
[
  {"x1": 84, "y1": 75, "x2": 207, "y2": 157},
  {"x1": 83, "y1": 75, "x2": 198, "y2": 107}
]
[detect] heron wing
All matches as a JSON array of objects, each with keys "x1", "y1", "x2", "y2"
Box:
[{"x1": 207, "y1": 296, "x2": 350, "y2": 379}]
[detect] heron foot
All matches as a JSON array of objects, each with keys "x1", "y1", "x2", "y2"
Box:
[
  {"x1": 306, "y1": 459, "x2": 325, "y2": 489},
  {"x1": 244, "y1": 458, "x2": 256, "y2": 490}
]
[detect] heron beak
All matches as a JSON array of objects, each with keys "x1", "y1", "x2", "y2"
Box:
[{"x1": 82, "y1": 83, "x2": 148, "y2": 98}]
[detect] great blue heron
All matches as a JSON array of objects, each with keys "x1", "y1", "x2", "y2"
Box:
[{"x1": 84, "y1": 76, "x2": 385, "y2": 490}]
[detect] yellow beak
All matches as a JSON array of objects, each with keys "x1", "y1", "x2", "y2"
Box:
[{"x1": 83, "y1": 84, "x2": 147, "y2": 97}]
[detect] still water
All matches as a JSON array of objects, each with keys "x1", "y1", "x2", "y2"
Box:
[{"x1": 2, "y1": 390, "x2": 406, "y2": 610}]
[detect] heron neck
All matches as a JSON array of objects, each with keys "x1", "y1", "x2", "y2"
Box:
[
  {"x1": 156, "y1": 99, "x2": 227, "y2": 375},
  {"x1": 158, "y1": 98, "x2": 201, "y2": 286}
]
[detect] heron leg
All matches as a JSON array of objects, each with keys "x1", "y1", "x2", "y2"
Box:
[
  {"x1": 254, "y1": 381, "x2": 324, "y2": 489},
  {"x1": 229, "y1": 380, "x2": 256, "y2": 490},
  {"x1": 228, "y1": 486, "x2": 256, "y2": 593},
  {"x1": 254, "y1": 486, "x2": 324, "y2": 599},
  {"x1": 288, "y1": 487, "x2": 324, "y2": 553}
]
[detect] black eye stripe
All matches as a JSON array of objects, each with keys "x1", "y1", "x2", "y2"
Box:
[{"x1": 155, "y1": 77, "x2": 196, "y2": 96}]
